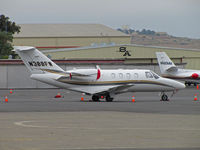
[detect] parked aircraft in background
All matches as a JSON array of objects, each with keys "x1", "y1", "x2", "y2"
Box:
[
  {"x1": 14, "y1": 46, "x2": 185, "y2": 101},
  {"x1": 156, "y1": 52, "x2": 200, "y2": 86}
]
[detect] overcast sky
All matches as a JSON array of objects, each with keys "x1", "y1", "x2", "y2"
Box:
[{"x1": 1, "y1": 0, "x2": 200, "y2": 38}]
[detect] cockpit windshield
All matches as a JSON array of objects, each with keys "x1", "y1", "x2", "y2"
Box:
[
  {"x1": 151, "y1": 71, "x2": 160, "y2": 79},
  {"x1": 145, "y1": 71, "x2": 160, "y2": 79}
]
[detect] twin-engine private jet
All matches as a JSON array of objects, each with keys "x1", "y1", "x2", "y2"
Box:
[
  {"x1": 156, "y1": 52, "x2": 200, "y2": 85},
  {"x1": 14, "y1": 46, "x2": 185, "y2": 101}
]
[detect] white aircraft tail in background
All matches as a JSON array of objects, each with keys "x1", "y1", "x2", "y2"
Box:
[
  {"x1": 156, "y1": 52, "x2": 177, "y2": 74},
  {"x1": 156, "y1": 52, "x2": 200, "y2": 85},
  {"x1": 14, "y1": 46, "x2": 185, "y2": 101}
]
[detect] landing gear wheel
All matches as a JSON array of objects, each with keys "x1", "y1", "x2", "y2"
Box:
[
  {"x1": 92, "y1": 95, "x2": 99, "y2": 102},
  {"x1": 106, "y1": 95, "x2": 113, "y2": 102},
  {"x1": 161, "y1": 94, "x2": 169, "y2": 101}
]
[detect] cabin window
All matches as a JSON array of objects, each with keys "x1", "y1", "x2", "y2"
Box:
[
  {"x1": 145, "y1": 72, "x2": 153, "y2": 78},
  {"x1": 126, "y1": 73, "x2": 131, "y2": 79},
  {"x1": 119, "y1": 73, "x2": 123, "y2": 79},
  {"x1": 134, "y1": 73, "x2": 139, "y2": 78},
  {"x1": 111, "y1": 73, "x2": 115, "y2": 79}
]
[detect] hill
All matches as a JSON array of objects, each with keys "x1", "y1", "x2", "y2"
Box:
[
  {"x1": 131, "y1": 32, "x2": 200, "y2": 50},
  {"x1": 117, "y1": 28, "x2": 200, "y2": 50}
]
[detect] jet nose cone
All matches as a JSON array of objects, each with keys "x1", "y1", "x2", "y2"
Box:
[
  {"x1": 162, "y1": 78, "x2": 185, "y2": 90},
  {"x1": 175, "y1": 81, "x2": 186, "y2": 90}
]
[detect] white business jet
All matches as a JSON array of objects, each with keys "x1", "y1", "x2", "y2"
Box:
[
  {"x1": 156, "y1": 52, "x2": 200, "y2": 86},
  {"x1": 14, "y1": 46, "x2": 185, "y2": 101}
]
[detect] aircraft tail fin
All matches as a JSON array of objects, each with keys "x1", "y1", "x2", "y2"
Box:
[
  {"x1": 14, "y1": 46, "x2": 64, "y2": 74},
  {"x1": 156, "y1": 52, "x2": 178, "y2": 74}
]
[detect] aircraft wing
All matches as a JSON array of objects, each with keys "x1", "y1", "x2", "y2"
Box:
[{"x1": 68, "y1": 84, "x2": 134, "y2": 95}]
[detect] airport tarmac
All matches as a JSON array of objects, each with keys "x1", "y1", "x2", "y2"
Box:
[{"x1": 0, "y1": 88, "x2": 200, "y2": 150}]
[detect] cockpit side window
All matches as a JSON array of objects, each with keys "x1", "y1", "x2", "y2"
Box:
[
  {"x1": 151, "y1": 71, "x2": 160, "y2": 79},
  {"x1": 111, "y1": 73, "x2": 116, "y2": 79},
  {"x1": 145, "y1": 72, "x2": 153, "y2": 78}
]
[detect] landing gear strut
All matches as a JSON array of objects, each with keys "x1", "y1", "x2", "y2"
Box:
[
  {"x1": 105, "y1": 95, "x2": 113, "y2": 102},
  {"x1": 161, "y1": 93, "x2": 169, "y2": 101}
]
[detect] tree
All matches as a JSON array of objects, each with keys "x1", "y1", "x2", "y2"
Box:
[
  {"x1": 0, "y1": 14, "x2": 21, "y2": 58},
  {"x1": 117, "y1": 28, "x2": 135, "y2": 34},
  {"x1": 0, "y1": 32, "x2": 13, "y2": 58},
  {"x1": 0, "y1": 15, "x2": 20, "y2": 33}
]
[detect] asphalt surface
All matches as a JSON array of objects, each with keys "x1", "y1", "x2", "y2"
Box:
[
  {"x1": 0, "y1": 88, "x2": 200, "y2": 150},
  {"x1": 0, "y1": 88, "x2": 200, "y2": 114}
]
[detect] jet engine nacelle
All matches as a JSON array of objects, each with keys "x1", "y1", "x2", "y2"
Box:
[{"x1": 66, "y1": 68, "x2": 101, "y2": 80}]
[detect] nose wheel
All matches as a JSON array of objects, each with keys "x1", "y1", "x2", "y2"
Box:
[{"x1": 161, "y1": 94, "x2": 169, "y2": 101}]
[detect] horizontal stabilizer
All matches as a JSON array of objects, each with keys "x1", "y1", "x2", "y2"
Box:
[{"x1": 13, "y1": 46, "x2": 35, "y2": 51}]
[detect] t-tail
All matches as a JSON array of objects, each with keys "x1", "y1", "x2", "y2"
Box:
[
  {"x1": 156, "y1": 52, "x2": 178, "y2": 74},
  {"x1": 14, "y1": 46, "x2": 64, "y2": 74}
]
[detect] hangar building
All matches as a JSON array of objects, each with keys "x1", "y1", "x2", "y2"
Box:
[
  {"x1": 13, "y1": 24, "x2": 130, "y2": 48},
  {"x1": 43, "y1": 44, "x2": 200, "y2": 70}
]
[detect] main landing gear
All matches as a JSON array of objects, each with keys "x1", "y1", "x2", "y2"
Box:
[
  {"x1": 161, "y1": 93, "x2": 169, "y2": 101},
  {"x1": 92, "y1": 95, "x2": 100, "y2": 102},
  {"x1": 92, "y1": 94, "x2": 114, "y2": 102},
  {"x1": 105, "y1": 95, "x2": 113, "y2": 102}
]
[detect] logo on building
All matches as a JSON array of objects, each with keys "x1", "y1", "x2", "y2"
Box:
[{"x1": 119, "y1": 47, "x2": 131, "y2": 56}]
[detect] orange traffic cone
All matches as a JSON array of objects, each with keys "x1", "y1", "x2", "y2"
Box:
[
  {"x1": 5, "y1": 96, "x2": 8, "y2": 103},
  {"x1": 9, "y1": 89, "x2": 13, "y2": 94},
  {"x1": 81, "y1": 93, "x2": 84, "y2": 101},
  {"x1": 132, "y1": 96, "x2": 135, "y2": 102},
  {"x1": 55, "y1": 93, "x2": 62, "y2": 98},
  {"x1": 194, "y1": 94, "x2": 198, "y2": 101}
]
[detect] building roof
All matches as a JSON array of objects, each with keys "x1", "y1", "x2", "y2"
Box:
[
  {"x1": 42, "y1": 44, "x2": 200, "y2": 53},
  {"x1": 14, "y1": 24, "x2": 129, "y2": 38}
]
